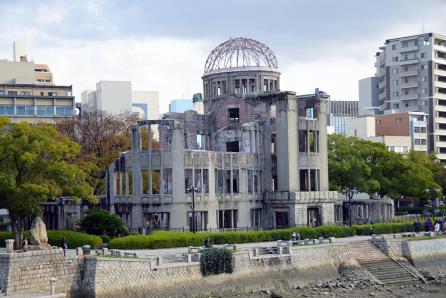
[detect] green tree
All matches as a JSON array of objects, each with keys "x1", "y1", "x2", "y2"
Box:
[
  {"x1": 328, "y1": 134, "x2": 439, "y2": 201},
  {"x1": 78, "y1": 210, "x2": 127, "y2": 237},
  {"x1": 0, "y1": 117, "x2": 95, "y2": 248}
]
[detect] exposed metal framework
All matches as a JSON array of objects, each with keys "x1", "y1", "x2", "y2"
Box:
[{"x1": 204, "y1": 37, "x2": 278, "y2": 73}]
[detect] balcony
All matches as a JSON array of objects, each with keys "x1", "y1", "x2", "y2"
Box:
[
  {"x1": 434, "y1": 44, "x2": 446, "y2": 52},
  {"x1": 400, "y1": 58, "x2": 419, "y2": 65},
  {"x1": 435, "y1": 81, "x2": 446, "y2": 89},
  {"x1": 436, "y1": 93, "x2": 446, "y2": 100},
  {"x1": 399, "y1": 94, "x2": 418, "y2": 101},
  {"x1": 400, "y1": 46, "x2": 419, "y2": 53},
  {"x1": 400, "y1": 70, "x2": 419, "y2": 77},
  {"x1": 436, "y1": 69, "x2": 446, "y2": 77},
  {"x1": 435, "y1": 105, "x2": 446, "y2": 112},
  {"x1": 436, "y1": 117, "x2": 446, "y2": 124},
  {"x1": 400, "y1": 82, "x2": 419, "y2": 89}
]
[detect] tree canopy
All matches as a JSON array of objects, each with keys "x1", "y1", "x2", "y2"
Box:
[
  {"x1": 0, "y1": 117, "x2": 95, "y2": 247},
  {"x1": 328, "y1": 134, "x2": 441, "y2": 200}
]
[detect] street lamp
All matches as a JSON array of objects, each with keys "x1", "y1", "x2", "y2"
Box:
[
  {"x1": 424, "y1": 188, "x2": 441, "y2": 221},
  {"x1": 186, "y1": 186, "x2": 200, "y2": 233},
  {"x1": 342, "y1": 187, "x2": 359, "y2": 227}
]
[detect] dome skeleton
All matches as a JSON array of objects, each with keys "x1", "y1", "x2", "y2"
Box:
[{"x1": 204, "y1": 37, "x2": 278, "y2": 73}]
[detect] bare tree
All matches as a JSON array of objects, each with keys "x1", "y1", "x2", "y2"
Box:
[{"x1": 57, "y1": 111, "x2": 137, "y2": 194}]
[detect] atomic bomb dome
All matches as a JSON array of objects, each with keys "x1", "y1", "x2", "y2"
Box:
[
  {"x1": 202, "y1": 37, "x2": 281, "y2": 102},
  {"x1": 204, "y1": 37, "x2": 278, "y2": 74}
]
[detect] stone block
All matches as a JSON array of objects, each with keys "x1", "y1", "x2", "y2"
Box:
[{"x1": 5, "y1": 239, "x2": 14, "y2": 252}]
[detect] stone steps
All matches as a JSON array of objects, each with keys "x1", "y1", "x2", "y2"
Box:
[{"x1": 350, "y1": 241, "x2": 420, "y2": 285}]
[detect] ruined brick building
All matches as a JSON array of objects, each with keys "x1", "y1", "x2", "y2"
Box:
[{"x1": 106, "y1": 38, "x2": 342, "y2": 232}]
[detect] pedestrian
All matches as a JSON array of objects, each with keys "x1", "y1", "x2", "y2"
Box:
[
  {"x1": 204, "y1": 238, "x2": 211, "y2": 248},
  {"x1": 435, "y1": 221, "x2": 441, "y2": 235},
  {"x1": 21, "y1": 237, "x2": 28, "y2": 249},
  {"x1": 61, "y1": 236, "x2": 68, "y2": 256},
  {"x1": 413, "y1": 219, "x2": 421, "y2": 233},
  {"x1": 424, "y1": 218, "x2": 433, "y2": 232},
  {"x1": 291, "y1": 232, "x2": 297, "y2": 241}
]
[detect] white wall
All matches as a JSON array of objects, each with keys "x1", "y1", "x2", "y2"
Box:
[
  {"x1": 132, "y1": 90, "x2": 159, "y2": 120},
  {"x1": 96, "y1": 81, "x2": 132, "y2": 114},
  {"x1": 345, "y1": 117, "x2": 376, "y2": 138}
]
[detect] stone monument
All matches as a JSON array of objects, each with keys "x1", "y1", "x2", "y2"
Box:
[{"x1": 24, "y1": 217, "x2": 52, "y2": 251}]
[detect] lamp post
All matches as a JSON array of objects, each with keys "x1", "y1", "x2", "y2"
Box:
[
  {"x1": 424, "y1": 188, "x2": 441, "y2": 221},
  {"x1": 342, "y1": 187, "x2": 359, "y2": 227},
  {"x1": 186, "y1": 186, "x2": 199, "y2": 233}
]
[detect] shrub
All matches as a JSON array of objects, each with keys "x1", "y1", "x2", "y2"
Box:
[
  {"x1": 0, "y1": 230, "x2": 102, "y2": 249},
  {"x1": 79, "y1": 210, "x2": 127, "y2": 237},
  {"x1": 353, "y1": 222, "x2": 414, "y2": 235},
  {"x1": 100, "y1": 234, "x2": 111, "y2": 244},
  {"x1": 109, "y1": 226, "x2": 355, "y2": 249},
  {"x1": 47, "y1": 230, "x2": 102, "y2": 248},
  {"x1": 200, "y1": 248, "x2": 233, "y2": 276}
]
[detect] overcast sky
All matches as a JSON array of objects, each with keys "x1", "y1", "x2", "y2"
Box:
[{"x1": 1, "y1": 0, "x2": 445, "y2": 113}]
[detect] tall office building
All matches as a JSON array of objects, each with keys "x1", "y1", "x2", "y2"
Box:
[
  {"x1": 328, "y1": 100, "x2": 359, "y2": 134},
  {"x1": 358, "y1": 77, "x2": 380, "y2": 115},
  {"x1": 375, "y1": 33, "x2": 446, "y2": 160},
  {"x1": 169, "y1": 99, "x2": 193, "y2": 113},
  {"x1": 0, "y1": 42, "x2": 75, "y2": 124}
]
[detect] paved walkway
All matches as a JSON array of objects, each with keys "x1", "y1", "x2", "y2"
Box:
[{"x1": 63, "y1": 234, "x2": 373, "y2": 257}]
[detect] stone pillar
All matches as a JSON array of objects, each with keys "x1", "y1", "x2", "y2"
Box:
[
  {"x1": 317, "y1": 92, "x2": 329, "y2": 191},
  {"x1": 131, "y1": 125, "x2": 144, "y2": 231},
  {"x1": 262, "y1": 120, "x2": 272, "y2": 192},
  {"x1": 107, "y1": 165, "x2": 116, "y2": 214},
  {"x1": 170, "y1": 121, "x2": 187, "y2": 229},
  {"x1": 5, "y1": 239, "x2": 14, "y2": 252},
  {"x1": 276, "y1": 92, "x2": 298, "y2": 192}
]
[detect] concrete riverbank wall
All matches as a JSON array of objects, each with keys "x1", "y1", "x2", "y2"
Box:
[
  {"x1": 1, "y1": 237, "x2": 446, "y2": 297},
  {"x1": 372, "y1": 237, "x2": 446, "y2": 272}
]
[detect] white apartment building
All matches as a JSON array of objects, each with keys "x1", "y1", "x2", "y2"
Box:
[
  {"x1": 81, "y1": 81, "x2": 160, "y2": 119},
  {"x1": 375, "y1": 33, "x2": 446, "y2": 160}
]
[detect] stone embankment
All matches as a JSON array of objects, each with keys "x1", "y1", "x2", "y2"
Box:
[{"x1": 1, "y1": 235, "x2": 446, "y2": 297}]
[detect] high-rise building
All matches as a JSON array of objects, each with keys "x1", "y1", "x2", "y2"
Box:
[
  {"x1": 374, "y1": 33, "x2": 446, "y2": 160},
  {"x1": 169, "y1": 99, "x2": 193, "y2": 113},
  {"x1": 358, "y1": 77, "x2": 380, "y2": 115},
  {"x1": 0, "y1": 42, "x2": 75, "y2": 124},
  {"x1": 328, "y1": 100, "x2": 359, "y2": 134}
]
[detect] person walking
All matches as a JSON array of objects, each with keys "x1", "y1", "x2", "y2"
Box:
[
  {"x1": 435, "y1": 221, "x2": 441, "y2": 235},
  {"x1": 61, "y1": 237, "x2": 68, "y2": 256},
  {"x1": 291, "y1": 232, "x2": 297, "y2": 241},
  {"x1": 413, "y1": 219, "x2": 421, "y2": 233},
  {"x1": 424, "y1": 218, "x2": 433, "y2": 232}
]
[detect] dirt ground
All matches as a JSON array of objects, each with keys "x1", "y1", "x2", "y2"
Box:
[{"x1": 219, "y1": 282, "x2": 446, "y2": 298}]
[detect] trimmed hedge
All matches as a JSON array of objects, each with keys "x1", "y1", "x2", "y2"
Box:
[
  {"x1": 0, "y1": 230, "x2": 102, "y2": 249},
  {"x1": 200, "y1": 248, "x2": 233, "y2": 276},
  {"x1": 109, "y1": 226, "x2": 356, "y2": 249}
]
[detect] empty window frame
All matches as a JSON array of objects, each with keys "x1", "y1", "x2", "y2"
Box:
[
  {"x1": 226, "y1": 141, "x2": 239, "y2": 152},
  {"x1": 228, "y1": 108, "x2": 239, "y2": 123}
]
